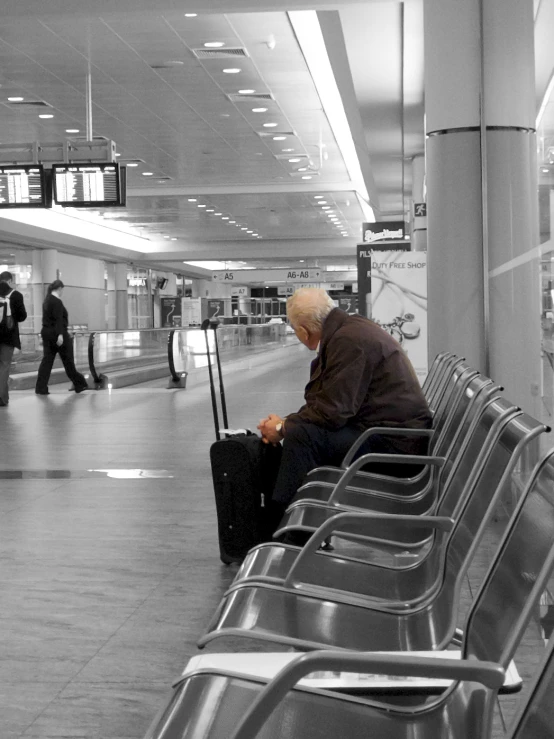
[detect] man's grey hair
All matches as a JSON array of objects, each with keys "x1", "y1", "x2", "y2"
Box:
[{"x1": 287, "y1": 288, "x2": 336, "y2": 333}]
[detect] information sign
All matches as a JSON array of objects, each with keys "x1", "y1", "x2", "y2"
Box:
[
  {"x1": 161, "y1": 297, "x2": 182, "y2": 327},
  {"x1": 53, "y1": 163, "x2": 120, "y2": 207},
  {"x1": 0, "y1": 165, "x2": 45, "y2": 208}
]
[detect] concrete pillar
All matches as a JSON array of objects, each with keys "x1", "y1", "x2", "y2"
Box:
[
  {"x1": 114, "y1": 263, "x2": 128, "y2": 330},
  {"x1": 105, "y1": 263, "x2": 116, "y2": 330},
  {"x1": 41, "y1": 249, "x2": 59, "y2": 284},
  {"x1": 424, "y1": 0, "x2": 540, "y2": 417},
  {"x1": 411, "y1": 154, "x2": 427, "y2": 252}
]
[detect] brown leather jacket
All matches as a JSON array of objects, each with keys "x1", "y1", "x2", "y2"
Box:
[{"x1": 286, "y1": 308, "x2": 432, "y2": 434}]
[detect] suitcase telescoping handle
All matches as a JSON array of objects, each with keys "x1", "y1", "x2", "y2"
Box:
[
  {"x1": 211, "y1": 320, "x2": 229, "y2": 430},
  {"x1": 202, "y1": 318, "x2": 221, "y2": 441}
]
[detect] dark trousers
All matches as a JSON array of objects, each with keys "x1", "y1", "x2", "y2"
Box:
[
  {"x1": 272, "y1": 421, "x2": 428, "y2": 507},
  {"x1": 36, "y1": 334, "x2": 88, "y2": 393},
  {"x1": 0, "y1": 343, "x2": 14, "y2": 404}
]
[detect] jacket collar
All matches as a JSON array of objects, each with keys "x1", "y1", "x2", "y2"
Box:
[{"x1": 320, "y1": 308, "x2": 349, "y2": 352}]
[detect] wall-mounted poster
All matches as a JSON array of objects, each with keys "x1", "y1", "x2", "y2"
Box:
[
  {"x1": 369, "y1": 250, "x2": 428, "y2": 382},
  {"x1": 161, "y1": 297, "x2": 182, "y2": 327}
]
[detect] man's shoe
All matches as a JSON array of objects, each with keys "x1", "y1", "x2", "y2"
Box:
[
  {"x1": 35, "y1": 390, "x2": 50, "y2": 395},
  {"x1": 0, "y1": 400, "x2": 8, "y2": 406},
  {"x1": 75, "y1": 385, "x2": 89, "y2": 394}
]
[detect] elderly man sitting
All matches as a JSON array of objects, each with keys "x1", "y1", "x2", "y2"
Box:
[{"x1": 258, "y1": 288, "x2": 432, "y2": 511}]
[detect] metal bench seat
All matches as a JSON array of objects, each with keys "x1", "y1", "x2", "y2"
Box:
[
  {"x1": 198, "y1": 416, "x2": 549, "y2": 653},
  {"x1": 290, "y1": 373, "x2": 498, "y2": 523},
  {"x1": 143, "y1": 449, "x2": 554, "y2": 739},
  {"x1": 275, "y1": 395, "x2": 516, "y2": 547},
  {"x1": 226, "y1": 412, "x2": 546, "y2": 603}
]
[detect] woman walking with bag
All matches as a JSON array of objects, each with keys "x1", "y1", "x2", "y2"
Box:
[{"x1": 35, "y1": 280, "x2": 89, "y2": 396}]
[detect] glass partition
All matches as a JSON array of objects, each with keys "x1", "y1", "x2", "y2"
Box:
[
  {"x1": 171, "y1": 323, "x2": 289, "y2": 376},
  {"x1": 538, "y1": 65, "x2": 554, "y2": 450},
  {"x1": 11, "y1": 331, "x2": 89, "y2": 375},
  {"x1": 89, "y1": 328, "x2": 171, "y2": 381}
]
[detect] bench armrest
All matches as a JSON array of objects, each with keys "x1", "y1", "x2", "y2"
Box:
[{"x1": 230, "y1": 651, "x2": 505, "y2": 739}]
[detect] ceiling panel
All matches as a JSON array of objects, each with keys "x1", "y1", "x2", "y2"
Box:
[{"x1": 0, "y1": 4, "x2": 403, "y2": 269}]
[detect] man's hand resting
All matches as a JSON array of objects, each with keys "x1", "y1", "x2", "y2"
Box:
[{"x1": 257, "y1": 413, "x2": 284, "y2": 445}]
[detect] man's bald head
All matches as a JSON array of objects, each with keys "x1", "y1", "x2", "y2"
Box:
[{"x1": 287, "y1": 288, "x2": 335, "y2": 335}]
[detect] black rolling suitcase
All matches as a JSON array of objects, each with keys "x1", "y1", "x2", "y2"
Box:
[{"x1": 203, "y1": 320, "x2": 282, "y2": 564}]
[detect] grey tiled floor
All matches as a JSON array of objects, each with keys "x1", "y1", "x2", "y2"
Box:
[
  {"x1": 0, "y1": 345, "x2": 307, "y2": 738},
  {"x1": 0, "y1": 343, "x2": 549, "y2": 738}
]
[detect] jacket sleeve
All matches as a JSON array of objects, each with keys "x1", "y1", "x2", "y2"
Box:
[
  {"x1": 285, "y1": 336, "x2": 373, "y2": 431},
  {"x1": 50, "y1": 298, "x2": 65, "y2": 336},
  {"x1": 11, "y1": 292, "x2": 27, "y2": 323}
]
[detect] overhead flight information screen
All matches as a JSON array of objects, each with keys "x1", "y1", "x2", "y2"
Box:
[
  {"x1": 52, "y1": 163, "x2": 121, "y2": 207},
  {"x1": 0, "y1": 165, "x2": 45, "y2": 208}
]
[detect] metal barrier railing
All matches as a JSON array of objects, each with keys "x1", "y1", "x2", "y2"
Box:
[
  {"x1": 84, "y1": 323, "x2": 289, "y2": 388},
  {"x1": 14, "y1": 324, "x2": 291, "y2": 388}
]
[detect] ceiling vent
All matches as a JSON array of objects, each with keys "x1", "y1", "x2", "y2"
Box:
[
  {"x1": 150, "y1": 63, "x2": 177, "y2": 69},
  {"x1": 4, "y1": 100, "x2": 52, "y2": 108},
  {"x1": 227, "y1": 92, "x2": 274, "y2": 102},
  {"x1": 192, "y1": 47, "x2": 249, "y2": 59},
  {"x1": 257, "y1": 131, "x2": 295, "y2": 138},
  {"x1": 119, "y1": 158, "x2": 145, "y2": 165}
]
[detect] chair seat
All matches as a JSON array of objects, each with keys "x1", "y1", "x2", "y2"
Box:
[
  {"x1": 144, "y1": 669, "x2": 495, "y2": 739},
  {"x1": 198, "y1": 582, "x2": 453, "y2": 652}
]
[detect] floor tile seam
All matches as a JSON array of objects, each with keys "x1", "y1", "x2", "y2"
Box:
[
  {"x1": 22, "y1": 551, "x2": 198, "y2": 733},
  {"x1": 0, "y1": 479, "x2": 81, "y2": 514}
]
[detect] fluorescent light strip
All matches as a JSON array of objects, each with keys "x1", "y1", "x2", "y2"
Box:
[{"x1": 288, "y1": 10, "x2": 375, "y2": 220}]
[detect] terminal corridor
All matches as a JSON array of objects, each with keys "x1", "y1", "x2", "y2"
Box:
[{"x1": 0, "y1": 346, "x2": 305, "y2": 738}]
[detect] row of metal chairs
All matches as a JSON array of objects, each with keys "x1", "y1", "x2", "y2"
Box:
[{"x1": 144, "y1": 352, "x2": 554, "y2": 738}]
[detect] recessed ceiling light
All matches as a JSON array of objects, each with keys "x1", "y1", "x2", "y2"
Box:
[
  {"x1": 66, "y1": 128, "x2": 80, "y2": 133},
  {"x1": 188, "y1": 198, "x2": 197, "y2": 202},
  {"x1": 215, "y1": 212, "x2": 222, "y2": 215},
  {"x1": 318, "y1": 201, "x2": 327, "y2": 205},
  {"x1": 298, "y1": 167, "x2": 307, "y2": 172},
  {"x1": 8, "y1": 96, "x2": 24, "y2": 101},
  {"x1": 322, "y1": 206, "x2": 331, "y2": 210},
  {"x1": 299, "y1": 260, "x2": 305, "y2": 263},
  {"x1": 542, "y1": 167, "x2": 550, "y2": 173},
  {"x1": 171, "y1": 237, "x2": 178, "y2": 241},
  {"x1": 39, "y1": 114, "x2": 54, "y2": 119},
  {"x1": 273, "y1": 136, "x2": 287, "y2": 141},
  {"x1": 314, "y1": 195, "x2": 323, "y2": 199},
  {"x1": 127, "y1": 163, "x2": 139, "y2": 167},
  {"x1": 252, "y1": 107, "x2": 268, "y2": 113},
  {"x1": 229, "y1": 220, "x2": 236, "y2": 223},
  {"x1": 282, "y1": 148, "x2": 294, "y2": 152},
  {"x1": 239, "y1": 89, "x2": 255, "y2": 94},
  {"x1": 164, "y1": 235, "x2": 170, "y2": 239},
  {"x1": 142, "y1": 172, "x2": 153, "y2": 176},
  {"x1": 204, "y1": 41, "x2": 225, "y2": 48},
  {"x1": 206, "y1": 209, "x2": 215, "y2": 212},
  {"x1": 246, "y1": 230, "x2": 253, "y2": 233},
  {"x1": 288, "y1": 158, "x2": 301, "y2": 163},
  {"x1": 252, "y1": 233, "x2": 258, "y2": 236},
  {"x1": 197, "y1": 204, "x2": 206, "y2": 208},
  {"x1": 222, "y1": 216, "x2": 229, "y2": 220},
  {"x1": 263, "y1": 122, "x2": 278, "y2": 128},
  {"x1": 223, "y1": 68, "x2": 241, "y2": 74},
  {"x1": 241, "y1": 227, "x2": 248, "y2": 230},
  {"x1": 185, "y1": 13, "x2": 197, "y2": 17}
]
